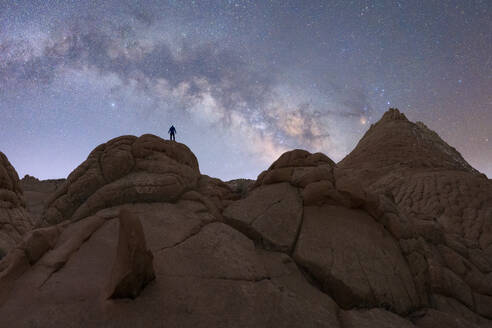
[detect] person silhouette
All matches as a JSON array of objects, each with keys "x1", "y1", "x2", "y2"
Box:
[{"x1": 168, "y1": 125, "x2": 177, "y2": 141}]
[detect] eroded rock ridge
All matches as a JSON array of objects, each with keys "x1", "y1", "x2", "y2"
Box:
[{"x1": 0, "y1": 110, "x2": 491, "y2": 327}]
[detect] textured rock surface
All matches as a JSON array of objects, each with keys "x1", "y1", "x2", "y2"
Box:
[
  {"x1": 0, "y1": 107, "x2": 491, "y2": 328},
  {"x1": 294, "y1": 205, "x2": 419, "y2": 314},
  {"x1": 338, "y1": 108, "x2": 492, "y2": 324},
  {"x1": 0, "y1": 152, "x2": 34, "y2": 256},
  {"x1": 107, "y1": 208, "x2": 155, "y2": 299},
  {"x1": 20, "y1": 175, "x2": 65, "y2": 221},
  {"x1": 41, "y1": 134, "x2": 201, "y2": 225},
  {"x1": 223, "y1": 182, "x2": 303, "y2": 252},
  {"x1": 341, "y1": 308, "x2": 416, "y2": 328}
]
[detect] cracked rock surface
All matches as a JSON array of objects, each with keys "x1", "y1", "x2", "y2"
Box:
[{"x1": 0, "y1": 109, "x2": 491, "y2": 327}]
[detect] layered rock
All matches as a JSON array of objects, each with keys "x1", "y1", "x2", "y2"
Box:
[
  {"x1": 20, "y1": 175, "x2": 65, "y2": 221},
  {"x1": 0, "y1": 152, "x2": 34, "y2": 257},
  {"x1": 41, "y1": 134, "x2": 202, "y2": 225},
  {"x1": 339, "y1": 108, "x2": 481, "y2": 182},
  {"x1": 338, "y1": 108, "x2": 492, "y2": 323},
  {"x1": 0, "y1": 135, "x2": 343, "y2": 327},
  {"x1": 0, "y1": 108, "x2": 491, "y2": 327},
  {"x1": 224, "y1": 147, "x2": 422, "y2": 315}
]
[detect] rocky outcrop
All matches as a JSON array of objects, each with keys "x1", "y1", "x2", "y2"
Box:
[
  {"x1": 41, "y1": 134, "x2": 201, "y2": 225},
  {"x1": 223, "y1": 182, "x2": 303, "y2": 252},
  {"x1": 0, "y1": 153, "x2": 34, "y2": 256},
  {"x1": 106, "y1": 208, "x2": 155, "y2": 299},
  {"x1": 0, "y1": 108, "x2": 491, "y2": 327},
  {"x1": 0, "y1": 135, "x2": 344, "y2": 327},
  {"x1": 294, "y1": 205, "x2": 419, "y2": 314},
  {"x1": 20, "y1": 175, "x2": 65, "y2": 221},
  {"x1": 339, "y1": 108, "x2": 481, "y2": 181},
  {"x1": 337, "y1": 108, "x2": 492, "y2": 324}
]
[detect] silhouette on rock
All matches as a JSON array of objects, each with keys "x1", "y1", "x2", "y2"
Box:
[
  {"x1": 0, "y1": 110, "x2": 491, "y2": 327},
  {"x1": 41, "y1": 134, "x2": 201, "y2": 225}
]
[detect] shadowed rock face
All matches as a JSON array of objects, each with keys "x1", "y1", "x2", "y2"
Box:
[
  {"x1": 0, "y1": 152, "x2": 33, "y2": 256},
  {"x1": 0, "y1": 109, "x2": 491, "y2": 328},
  {"x1": 106, "y1": 208, "x2": 155, "y2": 299}
]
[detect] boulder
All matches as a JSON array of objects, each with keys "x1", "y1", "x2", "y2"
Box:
[{"x1": 106, "y1": 209, "x2": 155, "y2": 299}]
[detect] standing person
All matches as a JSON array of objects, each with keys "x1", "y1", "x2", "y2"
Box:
[{"x1": 168, "y1": 125, "x2": 177, "y2": 141}]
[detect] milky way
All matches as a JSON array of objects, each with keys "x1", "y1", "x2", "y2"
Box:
[{"x1": 0, "y1": 1, "x2": 491, "y2": 180}]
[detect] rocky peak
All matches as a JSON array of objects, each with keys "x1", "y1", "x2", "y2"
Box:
[
  {"x1": 340, "y1": 108, "x2": 480, "y2": 177},
  {"x1": 20, "y1": 175, "x2": 40, "y2": 184},
  {"x1": 379, "y1": 107, "x2": 409, "y2": 123},
  {"x1": 1, "y1": 111, "x2": 491, "y2": 327}
]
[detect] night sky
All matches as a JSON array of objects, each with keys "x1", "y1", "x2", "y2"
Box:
[{"x1": 1, "y1": 1, "x2": 491, "y2": 180}]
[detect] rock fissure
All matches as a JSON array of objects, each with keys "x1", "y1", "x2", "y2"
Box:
[
  {"x1": 156, "y1": 273, "x2": 271, "y2": 283},
  {"x1": 290, "y1": 200, "x2": 304, "y2": 256},
  {"x1": 155, "y1": 221, "x2": 216, "y2": 253}
]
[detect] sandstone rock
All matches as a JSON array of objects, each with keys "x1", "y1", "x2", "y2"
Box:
[
  {"x1": 294, "y1": 205, "x2": 419, "y2": 314},
  {"x1": 41, "y1": 135, "x2": 200, "y2": 225},
  {"x1": 336, "y1": 108, "x2": 492, "y2": 323},
  {"x1": 432, "y1": 294, "x2": 492, "y2": 326},
  {"x1": 412, "y1": 309, "x2": 481, "y2": 328},
  {"x1": 301, "y1": 180, "x2": 348, "y2": 207},
  {"x1": 19, "y1": 225, "x2": 60, "y2": 264},
  {"x1": 197, "y1": 174, "x2": 237, "y2": 210},
  {"x1": 339, "y1": 108, "x2": 480, "y2": 178},
  {"x1": 341, "y1": 308, "x2": 416, "y2": 328},
  {"x1": 0, "y1": 248, "x2": 29, "y2": 303},
  {"x1": 20, "y1": 175, "x2": 65, "y2": 220},
  {"x1": 0, "y1": 152, "x2": 33, "y2": 255},
  {"x1": 223, "y1": 183, "x2": 303, "y2": 252},
  {"x1": 225, "y1": 178, "x2": 255, "y2": 198},
  {"x1": 254, "y1": 149, "x2": 335, "y2": 188},
  {"x1": 474, "y1": 292, "x2": 492, "y2": 319},
  {"x1": 156, "y1": 222, "x2": 266, "y2": 280},
  {"x1": 1, "y1": 108, "x2": 491, "y2": 326},
  {"x1": 0, "y1": 205, "x2": 342, "y2": 327},
  {"x1": 107, "y1": 209, "x2": 155, "y2": 299}
]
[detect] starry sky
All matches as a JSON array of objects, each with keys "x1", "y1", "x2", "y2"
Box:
[{"x1": 0, "y1": 0, "x2": 491, "y2": 180}]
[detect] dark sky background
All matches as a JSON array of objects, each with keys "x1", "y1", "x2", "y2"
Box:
[{"x1": 1, "y1": 0, "x2": 491, "y2": 180}]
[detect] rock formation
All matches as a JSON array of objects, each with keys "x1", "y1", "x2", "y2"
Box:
[
  {"x1": 0, "y1": 110, "x2": 490, "y2": 327},
  {"x1": 0, "y1": 153, "x2": 34, "y2": 258},
  {"x1": 20, "y1": 175, "x2": 65, "y2": 221},
  {"x1": 106, "y1": 208, "x2": 155, "y2": 299},
  {"x1": 337, "y1": 108, "x2": 492, "y2": 324}
]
